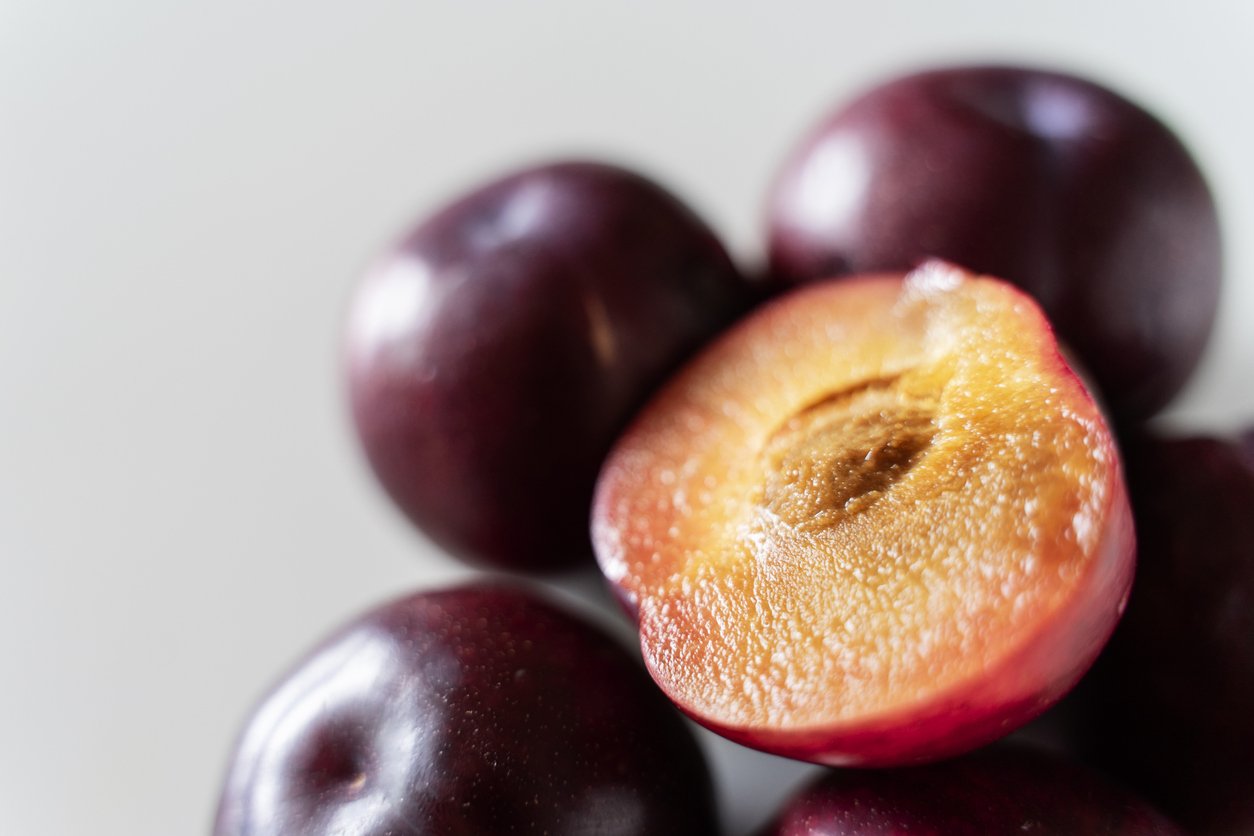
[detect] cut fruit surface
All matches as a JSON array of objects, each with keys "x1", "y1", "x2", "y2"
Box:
[{"x1": 592, "y1": 262, "x2": 1134, "y2": 765}]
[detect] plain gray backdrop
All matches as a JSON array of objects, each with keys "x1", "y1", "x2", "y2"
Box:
[{"x1": 2, "y1": 2, "x2": 1252, "y2": 834}]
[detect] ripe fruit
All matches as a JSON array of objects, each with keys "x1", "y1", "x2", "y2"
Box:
[
  {"x1": 759, "y1": 745, "x2": 1184, "y2": 835},
  {"x1": 214, "y1": 584, "x2": 719, "y2": 836},
  {"x1": 346, "y1": 161, "x2": 750, "y2": 571},
  {"x1": 592, "y1": 262, "x2": 1134, "y2": 766},
  {"x1": 1064, "y1": 433, "x2": 1254, "y2": 835},
  {"x1": 766, "y1": 64, "x2": 1221, "y2": 420}
]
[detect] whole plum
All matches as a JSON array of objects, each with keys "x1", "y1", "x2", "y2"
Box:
[
  {"x1": 759, "y1": 744, "x2": 1183, "y2": 835},
  {"x1": 346, "y1": 161, "x2": 750, "y2": 570},
  {"x1": 214, "y1": 583, "x2": 720, "y2": 835},
  {"x1": 1065, "y1": 433, "x2": 1254, "y2": 835},
  {"x1": 766, "y1": 65, "x2": 1221, "y2": 420}
]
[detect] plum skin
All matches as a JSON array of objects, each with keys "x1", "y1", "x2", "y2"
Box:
[
  {"x1": 767, "y1": 64, "x2": 1222, "y2": 421},
  {"x1": 1062, "y1": 433, "x2": 1254, "y2": 835},
  {"x1": 758, "y1": 745, "x2": 1184, "y2": 835},
  {"x1": 346, "y1": 160, "x2": 750, "y2": 571},
  {"x1": 213, "y1": 583, "x2": 720, "y2": 836}
]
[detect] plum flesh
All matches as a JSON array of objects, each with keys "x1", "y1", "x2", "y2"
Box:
[{"x1": 592, "y1": 263, "x2": 1134, "y2": 766}]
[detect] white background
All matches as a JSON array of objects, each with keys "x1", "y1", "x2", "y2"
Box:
[{"x1": 2, "y1": 2, "x2": 1251, "y2": 834}]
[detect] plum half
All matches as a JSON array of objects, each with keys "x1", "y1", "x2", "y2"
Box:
[
  {"x1": 766, "y1": 64, "x2": 1222, "y2": 420},
  {"x1": 592, "y1": 262, "x2": 1134, "y2": 765},
  {"x1": 758, "y1": 744, "x2": 1184, "y2": 835},
  {"x1": 346, "y1": 161, "x2": 750, "y2": 571},
  {"x1": 214, "y1": 583, "x2": 719, "y2": 835}
]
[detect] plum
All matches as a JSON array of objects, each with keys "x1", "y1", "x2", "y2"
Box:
[
  {"x1": 214, "y1": 583, "x2": 719, "y2": 835},
  {"x1": 346, "y1": 161, "x2": 751, "y2": 571},
  {"x1": 766, "y1": 64, "x2": 1221, "y2": 420},
  {"x1": 592, "y1": 262, "x2": 1133, "y2": 765},
  {"x1": 1064, "y1": 433, "x2": 1254, "y2": 835},
  {"x1": 758, "y1": 745, "x2": 1183, "y2": 835}
]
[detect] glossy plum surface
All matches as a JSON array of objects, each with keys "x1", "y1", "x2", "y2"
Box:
[
  {"x1": 1064, "y1": 434, "x2": 1254, "y2": 835},
  {"x1": 758, "y1": 745, "x2": 1183, "y2": 835},
  {"x1": 214, "y1": 583, "x2": 719, "y2": 836},
  {"x1": 346, "y1": 161, "x2": 750, "y2": 570},
  {"x1": 767, "y1": 65, "x2": 1221, "y2": 420}
]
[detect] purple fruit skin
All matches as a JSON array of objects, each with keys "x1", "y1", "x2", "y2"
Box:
[
  {"x1": 214, "y1": 584, "x2": 719, "y2": 836},
  {"x1": 1068, "y1": 435, "x2": 1254, "y2": 835},
  {"x1": 767, "y1": 65, "x2": 1221, "y2": 420},
  {"x1": 346, "y1": 161, "x2": 750, "y2": 571},
  {"x1": 758, "y1": 745, "x2": 1183, "y2": 836}
]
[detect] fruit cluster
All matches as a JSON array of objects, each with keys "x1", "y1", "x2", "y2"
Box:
[{"x1": 215, "y1": 64, "x2": 1251, "y2": 835}]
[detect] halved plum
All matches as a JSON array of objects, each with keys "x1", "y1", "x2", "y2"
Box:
[{"x1": 592, "y1": 262, "x2": 1134, "y2": 765}]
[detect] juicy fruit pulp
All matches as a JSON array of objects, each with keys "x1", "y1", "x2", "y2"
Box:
[
  {"x1": 759, "y1": 745, "x2": 1185, "y2": 835},
  {"x1": 1065, "y1": 434, "x2": 1254, "y2": 835},
  {"x1": 592, "y1": 263, "x2": 1134, "y2": 765},
  {"x1": 766, "y1": 64, "x2": 1222, "y2": 421},
  {"x1": 214, "y1": 584, "x2": 719, "y2": 836},
  {"x1": 346, "y1": 161, "x2": 749, "y2": 571}
]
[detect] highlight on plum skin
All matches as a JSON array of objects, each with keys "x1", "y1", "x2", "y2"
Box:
[
  {"x1": 213, "y1": 583, "x2": 720, "y2": 836},
  {"x1": 766, "y1": 64, "x2": 1222, "y2": 421},
  {"x1": 345, "y1": 160, "x2": 752, "y2": 572},
  {"x1": 758, "y1": 744, "x2": 1185, "y2": 835},
  {"x1": 592, "y1": 261, "x2": 1135, "y2": 767}
]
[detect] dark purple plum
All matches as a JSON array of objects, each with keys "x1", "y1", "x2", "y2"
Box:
[
  {"x1": 214, "y1": 583, "x2": 719, "y2": 836},
  {"x1": 758, "y1": 745, "x2": 1183, "y2": 835},
  {"x1": 1063, "y1": 434, "x2": 1254, "y2": 835},
  {"x1": 346, "y1": 161, "x2": 751, "y2": 571},
  {"x1": 766, "y1": 65, "x2": 1221, "y2": 420}
]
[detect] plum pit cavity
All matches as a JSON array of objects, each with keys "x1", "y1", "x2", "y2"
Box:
[{"x1": 760, "y1": 375, "x2": 936, "y2": 531}]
